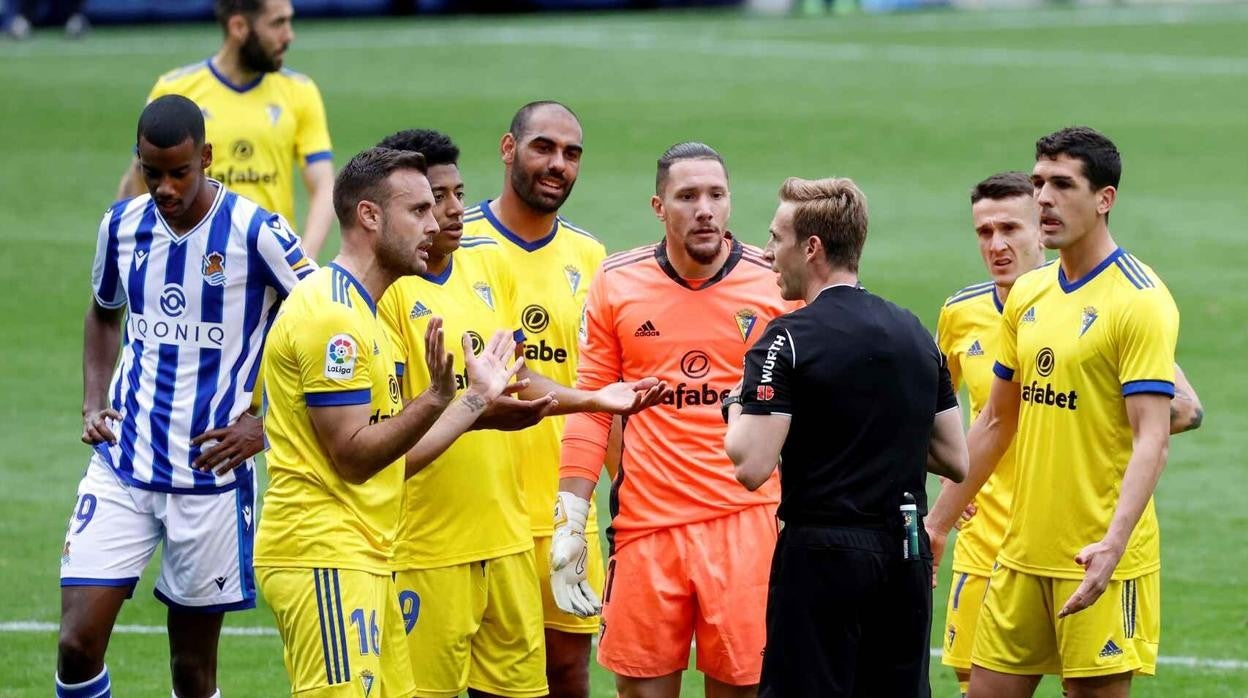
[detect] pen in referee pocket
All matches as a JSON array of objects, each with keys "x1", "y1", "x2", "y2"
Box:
[{"x1": 901, "y1": 492, "x2": 920, "y2": 561}]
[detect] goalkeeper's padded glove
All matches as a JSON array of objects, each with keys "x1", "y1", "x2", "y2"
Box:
[{"x1": 549, "y1": 491, "x2": 602, "y2": 618}]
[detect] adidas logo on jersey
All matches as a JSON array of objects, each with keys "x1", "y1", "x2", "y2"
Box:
[
  {"x1": 1022, "y1": 307, "x2": 1037, "y2": 323},
  {"x1": 1099, "y1": 640, "x2": 1124, "y2": 658},
  {"x1": 410, "y1": 301, "x2": 432, "y2": 319},
  {"x1": 634, "y1": 321, "x2": 660, "y2": 337},
  {"x1": 967, "y1": 340, "x2": 984, "y2": 357}
]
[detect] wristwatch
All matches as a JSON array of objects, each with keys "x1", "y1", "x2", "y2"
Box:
[{"x1": 721, "y1": 393, "x2": 742, "y2": 424}]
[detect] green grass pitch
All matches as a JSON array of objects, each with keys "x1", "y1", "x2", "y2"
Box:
[{"x1": 1, "y1": 4, "x2": 1246, "y2": 695}]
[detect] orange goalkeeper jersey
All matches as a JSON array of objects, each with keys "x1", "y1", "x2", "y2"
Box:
[{"x1": 561, "y1": 236, "x2": 797, "y2": 552}]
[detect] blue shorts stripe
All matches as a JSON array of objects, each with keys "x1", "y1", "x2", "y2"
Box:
[
  {"x1": 313, "y1": 569, "x2": 336, "y2": 685},
  {"x1": 332, "y1": 569, "x2": 352, "y2": 679},
  {"x1": 952, "y1": 572, "x2": 969, "y2": 610}
]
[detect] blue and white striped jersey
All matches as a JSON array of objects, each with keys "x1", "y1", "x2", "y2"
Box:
[{"x1": 90, "y1": 180, "x2": 315, "y2": 493}]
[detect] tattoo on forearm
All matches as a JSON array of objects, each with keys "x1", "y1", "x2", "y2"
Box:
[
  {"x1": 462, "y1": 394, "x2": 486, "y2": 412},
  {"x1": 1187, "y1": 407, "x2": 1204, "y2": 432}
]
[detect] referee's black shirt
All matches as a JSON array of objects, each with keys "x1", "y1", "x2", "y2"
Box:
[{"x1": 740, "y1": 284, "x2": 958, "y2": 529}]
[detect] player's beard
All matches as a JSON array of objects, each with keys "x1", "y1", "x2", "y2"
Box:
[
  {"x1": 377, "y1": 215, "x2": 428, "y2": 277},
  {"x1": 684, "y1": 235, "x2": 723, "y2": 265},
  {"x1": 239, "y1": 29, "x2": 283, "y2": 74},
  {"x1": 511, "y1": 165, "x2": 574, "y2": 214}
]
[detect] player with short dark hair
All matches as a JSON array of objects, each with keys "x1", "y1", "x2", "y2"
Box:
[
  {"x1": 121, "y1": 0, "x2": 336, "y2": 258},
  {"x1": 60, "y1": 94, "x2": 316, "y2": 698},
  {"x1": 256, "y1": 145, "x2": 526, "y2": 697},
  {"x1": 933, "y1": 169, "x2": 1204, "y2": 697},
  {"x1": 927, "y1": 127, "x2": 1182, "y2": 697},
  {"x1": 725, "y1": 176, "x2": 968, "y2": 697},
  {"x1": 555, "y1": 143, "x2": 797, "y2": 698}
]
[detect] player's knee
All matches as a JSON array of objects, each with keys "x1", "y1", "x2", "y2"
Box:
[
  {"x1": 169, "y1": 650, "x2": 217, "y2": 698},
  {"x1": 56, "y1": 630, "x2": 105, "y2": 681}
]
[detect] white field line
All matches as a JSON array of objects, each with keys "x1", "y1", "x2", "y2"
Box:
[
  {"x1": 4, "y1": 620, "x2": 1247, "y2": 671},
  {"x1": 2, "y1": 20, "x2": 1247, "y2": 76}
]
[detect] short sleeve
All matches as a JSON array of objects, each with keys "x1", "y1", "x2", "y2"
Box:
[
  {"x1": 992, "y1": 289, "x2": 1022, "y2": 383},
  {"x1": 740, "y1": 319, "x2": 796, "y2": 416},
  {"x1": 91, "y1": 204, "x2": 127, "y2": 309},
  {"x1": 256, "y1": 213, "x2": 316, "y2": 295},
  {"x1": 936, "y1": 351, "x2": 958, "y2": 413},
  {"x1": 295, "y1": 79, "x2": 333, "y2": 166},
  {"x1": 935, "y1": 302, "x2": 961, "y2": 390},
  {"x1": 1117, "y1": 289, "x2": 1179, "y2": 397},
  {"x1": 294, "y1": 304, "x2": 373, "y2": 407},
  {"x1": 496, "y1": 262, "x2": 526, "y2": 344}
]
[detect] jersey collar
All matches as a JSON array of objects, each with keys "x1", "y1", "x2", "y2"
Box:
[
  {"x1": 477, "y1": 199, "x2": 559, "y2": 252},
  {"x1": 154, "y1": 179, "x2": 225, "y2": 245},
  {"x1": 420, "y1": 257, "x2": 454, "y2": 286},
  {"x1": 653, "y1": 234, "x2": 742, "y2": 291},
  {"x1": 205, "y1": 58, "x2": 265, "y2": 94},
  {"x1": 1058, "y1": 247, "x2": 1123, "y2": 294}
]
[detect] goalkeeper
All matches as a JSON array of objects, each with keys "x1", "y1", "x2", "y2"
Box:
[{"x1": 552, "y1": 143, "x2": 799, "y2": 696}]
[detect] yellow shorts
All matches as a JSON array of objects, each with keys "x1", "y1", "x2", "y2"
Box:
[
  {"x1": 941, "y1": 571, "x2": 990, "y2": 671},
  {"x1": 533, "y1": 533, "x2": 605, "y2": 634},
  {"x1": 393, "y1": 549, "x2": 547, "y2": 698},
  {"x1": 972, "y1": 565, "x2": 1159, "y2": 679},
  {"x1": 257, "y1": 566, "x2": 415, "y2": 697}
]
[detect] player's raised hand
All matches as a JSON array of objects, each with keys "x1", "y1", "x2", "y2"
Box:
[
  {"x1": 1059, "y1": 539, "x2": 1124, "y2": 618},
  {"x1": 590, "y1": 377, "x2": 670, "y2": 415},
  {"x1": 82, "y1": 407, "x2": 122, "y2": 446},
  {"x1": 191, "y1": 413, "x2": 264, "y2": 475},
  {"x1": 924, "y1": 523, "x2": 948, "y2": 589},
  {"x1": 422, "y1": 318, "x2": 456, "y2": 406},
  {"x1": 463, "y1": 330, "x2": 528, "y2": 403},
  {"x1": 473, "y1": 393, "x2": 558, "y2": 431}
]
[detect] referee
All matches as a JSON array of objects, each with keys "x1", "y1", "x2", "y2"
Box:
[{"x1": 724, "y1": 176, "x2": 969, "y2": 697}]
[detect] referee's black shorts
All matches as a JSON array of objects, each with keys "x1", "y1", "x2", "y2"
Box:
[{"x1": 759, "y1": 525, "x2": 932, "y2": 698}]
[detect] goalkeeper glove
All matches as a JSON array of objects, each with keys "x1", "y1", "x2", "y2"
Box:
[{"x1": 549, "y1": 491, "x2": 602, "y2": 618}]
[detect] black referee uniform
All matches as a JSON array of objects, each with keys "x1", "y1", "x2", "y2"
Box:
[{"x1": 739, "y1": 284, "x2": 958, "y2": 698}]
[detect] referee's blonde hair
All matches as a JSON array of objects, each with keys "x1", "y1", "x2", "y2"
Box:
[{"x1": 778, "y1": 177, "x2": 869, "y2": 272}]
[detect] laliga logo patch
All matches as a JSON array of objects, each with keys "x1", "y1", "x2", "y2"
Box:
[
  {"x1": 735, "y1": 309, "x2": 758, "y2": 342},
  {"x1": 202, "y1": 252, "x2": 227, "y2": 287},
  {"x1": 324, "y1": 334, "x2": 357, "y2": 379}
]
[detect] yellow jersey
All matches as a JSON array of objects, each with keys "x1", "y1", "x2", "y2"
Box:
[
  {"x1": 147, "y1": 60, "x2": 332, "y2": 227},
  {"x1": 256, "y1": 264, "x2": 404, "y2": 575},
  {"x1": 994, "y1": 248, "x2": 1178, "y2": 580},
  {"x1": 377, "y1": 237, "x2": 533, "y2": 569},
  {"x1": 937, "y1": 279, "x2": 1019, "y2": 577},
  {"x1": 462, "y1": 201, "x2": 607, "y2": 535}
]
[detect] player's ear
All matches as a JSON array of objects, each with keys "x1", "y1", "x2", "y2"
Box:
[
  {"x1": 1096, "y1": 185, "x2": 1116, "y2": 217},
  {"x1": 500, "y1": 133, "x2": 515, "y2": 165},
  {"x1": 200, "y1": 142, "x2": 213, "y2": 172},
  {"x1": 650, "y1": 195, "x2": 664, "y2": 221},
  {"x1": 227, "y1": 13, "x2": 249, "y2": 43},
  {"x1": 805, "y1": 235, "x2": 822, "y2": 262},
  {"x1": 356, "y1": 199, "x2": 382, "y2": 233}
]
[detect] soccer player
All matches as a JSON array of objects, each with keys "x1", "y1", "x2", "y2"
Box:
[
  {"x1": 375, "y1": 128, "x2": 665, "y2": 698},
  {"x1": 934, "y1": 171, "x2": 1204, "y2": 697},
  {"x1": 926, "y1": 128, "x2": 1183, "y2": 697},
  {"x1": 462, "y1": 101, "x2": 607, "y2": 698},
  {"x1": 63, "y1": 94, "x2": 315, "y2": 698},
  {"x1": 120, "y1": 0, "x2": 336, "y2": 258},
  {"x1": 255, "y1": 146, "x2": 525, "y2": 697},
  {"x1": 554, "y1": 143, "x2": 797, "y2": 697}
]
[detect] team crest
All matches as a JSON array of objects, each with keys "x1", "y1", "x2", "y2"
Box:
[
  {"x1": 200, "y1": 107, "x2": 212, "y2": 120},
  {"x1": 410, "y1": 301, "x2": 432, "y2": 319},
  {"x1": 60, "y1": 541, "x2": 71, "y2": 567},
  {"x1": 473, "y1": 282, "x2": 495, "y2": 310},
  {"x1": 1080, "y1": 306, "x2": 1098, "y2": 338},
  {"x1": 266, "y1": 103, "x2": 282, "y2": 126},
  {"x1": 359, "y1": 669, "x2": 375, "y2": 697},
  {"x1": 202, "y1": 252, "x2": 226, "y2": 287},
  {"x1": 564, "y1": 265, "x2": 582, "y2": 295},
  {"x1": 947, "y1": 625, "x2": 957, "y2": 649},
  {"x1": 734, "y1": 309, "x2": 758, "y2": 342}
]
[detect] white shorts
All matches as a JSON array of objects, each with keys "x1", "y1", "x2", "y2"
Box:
[{"x1": 59, "y1": 453, "x2": 257, "y2": 612}]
